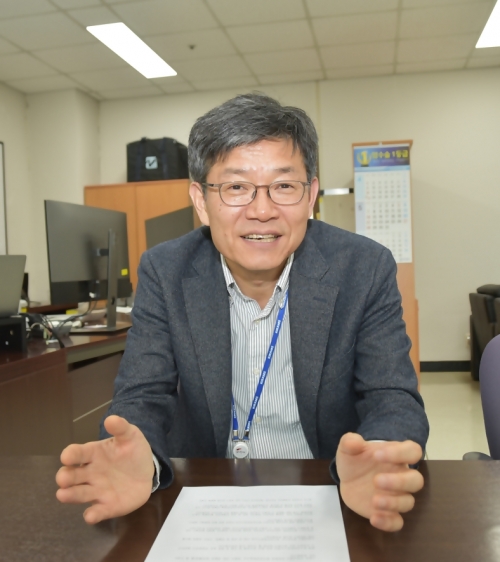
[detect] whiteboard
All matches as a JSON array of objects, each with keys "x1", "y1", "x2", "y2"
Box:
[{"x1": 0, "y1": 142, "x2": 6, "y2": 254}]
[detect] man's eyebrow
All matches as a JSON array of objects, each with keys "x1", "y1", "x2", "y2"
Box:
[
  {"x1": 274, "y1": 166, "x2": 295, "y2": 174},
  {"x1": 221, "y1": 166, "x2": 297, "y2": 175},
  {"x1": 222, "y1": 167, "x2": 249, "y2": 175}
]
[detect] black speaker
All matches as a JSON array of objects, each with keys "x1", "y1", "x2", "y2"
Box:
[{"x1": 0, "y1": 316, "x2": 27, "y2": 353}]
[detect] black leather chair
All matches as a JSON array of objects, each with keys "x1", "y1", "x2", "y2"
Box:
[
  {"x1": 494, "y1": 298, "x2": 500, "y2": 337},
  {"x1": 469, "y1": 285, "x2": 500, "y2": 380}
]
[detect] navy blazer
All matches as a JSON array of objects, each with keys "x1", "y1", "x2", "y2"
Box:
[{"x1": 102, "y1": 220, "x2": 429, "y2": 488}]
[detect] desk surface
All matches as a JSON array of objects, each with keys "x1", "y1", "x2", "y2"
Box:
[
  {"x1": 1, "y1": 457, "x2": 499, "y2": 562},
  {"x1": 0, "y1": 330, "x2": 127, "y2": 377}
]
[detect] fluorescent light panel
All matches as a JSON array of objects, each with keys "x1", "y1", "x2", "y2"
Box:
[
  {"x1": 87, "y1": 23, "x2": 176, "y2": 79},
  {"x1": 476, "y1": 0, "x2": 500, "y2": 48}
]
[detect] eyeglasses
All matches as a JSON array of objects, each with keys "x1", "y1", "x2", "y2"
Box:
[{"x1": 203, "y1": 180, "x2": 310, "y2": 207}]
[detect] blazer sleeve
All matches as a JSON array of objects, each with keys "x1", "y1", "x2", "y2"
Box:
[
  {"x1": 99, "y1": 250, "x2": 177, "y2": 488},
  {"x1": 352, "y1": 247, "x2": 429, "y2": 450}
]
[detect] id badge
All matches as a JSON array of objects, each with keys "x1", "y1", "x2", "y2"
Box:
[{"x1": 232, "y1": 440, "x2": 249, "y2": 459}]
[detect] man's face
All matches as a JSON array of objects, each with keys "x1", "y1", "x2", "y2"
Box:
[{"x1": 190, "y1": 138, "x2": 319, "y2": 281}]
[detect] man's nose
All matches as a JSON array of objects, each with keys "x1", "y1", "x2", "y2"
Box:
[{"x1": 246, "y1": 186, "x2": 278, "y2": 219}]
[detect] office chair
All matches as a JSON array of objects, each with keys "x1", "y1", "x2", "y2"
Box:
[
  {"x1": 463, "y1": 335, "x2": 500, "y2": 461},
  {"x1": 469, "y1": 285, "x2": 500, "y2": 380}
]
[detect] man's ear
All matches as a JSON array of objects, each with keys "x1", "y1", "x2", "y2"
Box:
[
  {"x1": 189, "y1": 182, "x2": 210, "y2": 226},
  {"x1": 308, "y1": 177, "x2": 320, "y2": 216}
]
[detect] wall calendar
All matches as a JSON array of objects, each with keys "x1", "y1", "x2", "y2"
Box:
[{"x1": 353, "y1": 143, "x2": 412, "y2": 264}]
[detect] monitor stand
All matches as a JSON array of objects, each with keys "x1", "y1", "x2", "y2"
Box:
[
  {"x1": 70, "y1": 229, "x2": 132, "y2": 335},
  {"x1": 70, "y1": 320, "x2": 131, "y2": 334}
]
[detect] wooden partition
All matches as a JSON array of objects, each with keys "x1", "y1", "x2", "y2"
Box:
[
  {"x1": 352, "y1": 141, "x2": 419, "y2": 378},
  {"x1": 85, "y1": 179, "x2": 198, "y2": 290},
  {"x1": 397, "y1": 263, "x2": 420, "y2": 378}
]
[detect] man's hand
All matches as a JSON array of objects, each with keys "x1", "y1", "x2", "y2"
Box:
[
  {"x1": 336, "y1": 433, "x2": 423, "y2": 532},
  {"x1": 56, "y1": 415, "x2": 155, "y2": 525}
]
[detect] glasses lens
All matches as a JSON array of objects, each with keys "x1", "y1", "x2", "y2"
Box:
[
  {"x1": 220, "y1": 182, "x2": 255, "y2": 206},
  {"x1": 269, "y1": 181, "x2": 305, "y2": 205},
  {"x1": 218, "y1": 181, "x2": 306, "y2": 206}
]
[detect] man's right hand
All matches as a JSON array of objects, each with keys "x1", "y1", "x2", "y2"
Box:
[{"x1": 56, "y1": 415, "x2": 155, "y2": 524}]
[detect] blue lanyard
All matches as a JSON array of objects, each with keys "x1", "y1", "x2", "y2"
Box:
[{"x1": 232, "y1": 290, "x2": 289, "y2": 442}]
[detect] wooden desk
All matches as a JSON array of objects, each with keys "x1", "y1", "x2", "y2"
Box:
[
  {"x1": 0, "y1": 331, "x2": 127, "y2": 455},
  {"x1": 1, "y1": 458, "x2": 499, "y2": 562}
]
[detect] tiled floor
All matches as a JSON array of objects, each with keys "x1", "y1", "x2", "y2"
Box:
[{"x1": 419, "y1": 371, "x2": 489, "y2": 460}]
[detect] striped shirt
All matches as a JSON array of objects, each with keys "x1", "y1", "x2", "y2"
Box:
[{"x1": 222, "y1": 254, "x2": 313, "y2": 459}]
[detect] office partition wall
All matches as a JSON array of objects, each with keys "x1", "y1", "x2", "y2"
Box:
[{"x1": 0, "y1": 142, "x2": 6, "y2": 254}]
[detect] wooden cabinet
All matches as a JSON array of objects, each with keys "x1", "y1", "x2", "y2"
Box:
[
  {"x1": 85, "y1": 180, "x2": 199, "y2": 290},
  {"x1": 0, "y1": 334, "x2": 127, "y2": 454},
  {"x1": 0, "y1": 350, "x2": 71, "y2": 454}
]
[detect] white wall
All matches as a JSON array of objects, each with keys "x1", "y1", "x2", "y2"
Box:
[
  {"x1": 26, "y1": 89, "x2": 99, "y2": 302},
  {"x1": 319, "y1": 68, "x2": 500, "y2": 361},
  {"x1": 99, "y1": 83, "x2": 318, "y2": 184},
  {"x1": 99, "y1": 69, "x2": 500, "y2": 361},
  {"x1": 0, "y1": 83, "x2": 31, "y2": 259}
]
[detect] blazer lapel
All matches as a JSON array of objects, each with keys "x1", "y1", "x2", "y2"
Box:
[
  {"x1": 289, "y1": 233, "x2": 339, "y2": 457},
  {"x1": 182, "y1": 238, "x2": 232, "y2": 457}
]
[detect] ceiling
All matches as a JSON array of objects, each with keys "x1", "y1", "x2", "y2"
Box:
[{"x1": 0, "y1": 0, "x2": 499, "y2": 100}]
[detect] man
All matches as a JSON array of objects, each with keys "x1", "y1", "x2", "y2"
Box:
[{"x1": 56, "y1": 93, "x2": 428, "y2": 533}]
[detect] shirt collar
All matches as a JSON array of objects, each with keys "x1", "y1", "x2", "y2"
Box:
[{"x1": 221, "y1": 253, "x2": 294, "y2": 299}]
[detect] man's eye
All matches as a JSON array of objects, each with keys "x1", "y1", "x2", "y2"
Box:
[
  {"x1": 275, "y1": 183, "x2": 294, "y2": 190},
  {"x1": 227, "y1": 184, "x2": 247, "y2": 192}
]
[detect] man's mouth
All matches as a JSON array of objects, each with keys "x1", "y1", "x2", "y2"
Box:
[
  {"x1": 242, "y1": 234, "x2": 279, "y2": 242},
  {"x1": 242, "y1": 234, "x2": 280, "y2": 242}
]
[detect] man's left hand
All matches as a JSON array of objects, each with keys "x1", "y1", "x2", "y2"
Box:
[{"x1": 336, "y1": 433, "x2": 424, "y2": 532}]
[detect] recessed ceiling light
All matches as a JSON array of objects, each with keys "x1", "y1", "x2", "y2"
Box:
[
  {"x1": 476, "y1": 0, "x2": 500, "y2": 48},
  {"x1": 87, "y1": 23, "x2": 177, "y2": 79}
]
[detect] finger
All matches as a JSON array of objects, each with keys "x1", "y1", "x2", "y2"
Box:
[
  {"x1": 103, "y1": 415, "x2": 136, "y2": 443},
  {"x1": 60, "y1": 442, "x2": 97, "y2": 467},
  {"x1": 370, "y1": 511, "x2": 404, "y2": 533},
  {"x1": 373, "y1": 492, "x2": 415, "y2": 514},
  {"x1": 56, "y1": 465, "x2": 90, "y2": 489},
  {"x1": 56, "y1": 484, "x2": 97, "y2": 505},
  {"x1": 374, "y1": 469, "x2": 424, "y2": 494},
  {"x1": 373, "y1": 440, "x2": 422, "y2": 466},
  {"x1": 337, "y1": 433, "x2": 367, "y2": 457},
  {"x1": 83, "y1": 504, "x2": 114, "y2": 525}
]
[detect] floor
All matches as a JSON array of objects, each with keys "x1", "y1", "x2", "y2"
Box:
[{"x1": 419, "y1": 371, "x2": 489, "y2": 460}]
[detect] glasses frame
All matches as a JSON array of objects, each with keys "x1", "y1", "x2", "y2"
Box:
[{"x1": 202, "y1": 180, "x2": 311, "y2": 207}]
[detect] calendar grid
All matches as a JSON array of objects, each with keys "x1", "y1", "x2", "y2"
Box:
[{"x1": 354, "y1": 145, "x2": 412, "y2": 264}]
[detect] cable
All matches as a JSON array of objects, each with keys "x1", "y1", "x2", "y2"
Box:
[
  {"x1": 49, "y1": 300, "x2": 99, "y2": 343},
  {"x1": 38, "y1": 315, "x2": 66, "y2": 349}
]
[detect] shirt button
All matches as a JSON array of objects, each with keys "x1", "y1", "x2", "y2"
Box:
[
  {"x1": 253, "y1": 368, "x2": 260, "y2": 376},
  {"x1": 254, "y1": 319, "x2": 260, "y2": 324},
  {"x1": 255, "y1": 417, "x2": 262, "y2": 423}
]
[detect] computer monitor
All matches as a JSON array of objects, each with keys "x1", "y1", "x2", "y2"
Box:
[
  {"x1": 145, "y1": 206, "x2": 194, "y2": 250},
  {"x1": 44, "y1": 200, "x2": 133, "y2": 332},
  {"x1": 0, "y1": 255, "x2": 26, "y2": 317}
]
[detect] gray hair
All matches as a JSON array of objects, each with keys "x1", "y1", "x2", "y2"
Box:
[{"x1": 188, "y1": 93, "x2": 318, "y2": 188}]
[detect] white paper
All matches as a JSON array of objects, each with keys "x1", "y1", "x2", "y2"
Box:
[{"x1": 145, "y1": 485, "x2": 350, "y2": 562}]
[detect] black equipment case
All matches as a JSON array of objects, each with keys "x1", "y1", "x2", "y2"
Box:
[{"x1": 127, "y1": 137, "x2": 189, "y2": 182}]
